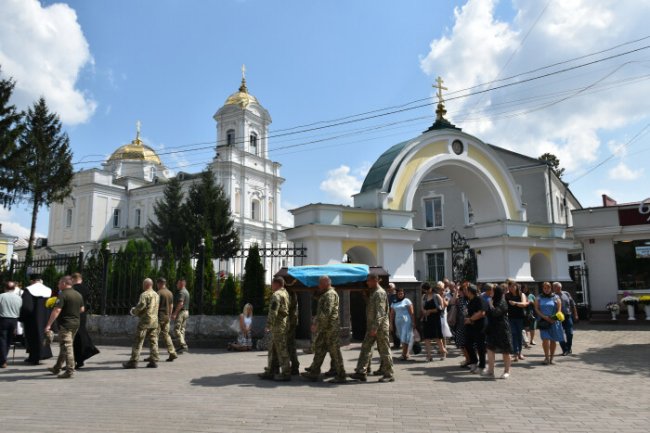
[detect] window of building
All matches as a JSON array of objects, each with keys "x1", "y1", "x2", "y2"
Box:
[
  {"x1": 250, "y1": 132, "x2": 258, "y2": 155},
  {"x1": 426, "y1": 252, "x2": 445, "y2": 282},
  {"x1": 615, "y1": 239, "x2": 650, "y2": 291},
  {"x1": 234, "y1": 191, "x2": 241, "y2": 214},
  {"x1": 464, "y1": 198, "x2": 475, "y2": 225},
  {"x1": 424, "y1": 196, "x2": 444, "y2": 228},
  {"x1": 113, "y1": 209, "x2": 121, "y2": 228},
  {"x1": 226, "y1": 129, "x2": 235, "y2": 146},
  {"x1": 149, "y1": 166, "x2": 156, "y2": 181},
  {"x1": 135, "y1": 209, "x2": 142, "y2": 228},
  {"x1": 268, "y1": 201, "x2": 274, "y2": 222},
  {"x1": 251, "y1": 199, "x2": 260, "y2": 221},
  {"x1": 65, "y1": 208, "x2": 72, "y2": 228}
]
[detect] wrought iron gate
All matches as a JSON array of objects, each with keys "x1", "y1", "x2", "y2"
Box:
[{"x1": 451, "y1": 231, "x2": 477, "y2": 283}]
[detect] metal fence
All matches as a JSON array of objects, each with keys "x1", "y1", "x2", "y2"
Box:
[{"x1": 9, "y1": 243, "x2": 307, "y2": 316}]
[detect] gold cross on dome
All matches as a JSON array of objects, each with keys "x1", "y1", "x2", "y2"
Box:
[
  {"x1": 433, "y1": 76, "x2": 448, "y2": 104},
  {"x1": 136, "y1": 120, "x2": 141, "y2": 139},
  {"x1": 241, "y1": 64, "x2": 246, "y2": 80}
]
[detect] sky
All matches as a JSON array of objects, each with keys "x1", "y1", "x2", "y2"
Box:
[{"x1": 1, "y1": 0, "x2": 649, "y2": 239}]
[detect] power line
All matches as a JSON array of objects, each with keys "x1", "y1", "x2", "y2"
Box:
[{"x1": 73, "y1": 42, "x2": 650, "y2": 166}]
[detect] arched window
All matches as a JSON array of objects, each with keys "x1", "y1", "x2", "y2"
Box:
[
  {"x1": 251, "y1": 199, "x2": 260, "y2": 221},
  {"x1": 250, "y1": 132, "x2": 258, "y2": 155},
  {"x1": 268, "y1": 201, "x2": 274, "y2": 222},
  {"x1": 149, "y1": 166, "x2": 156, "y2": 180},
  {"x1": 226, "y1": 129, "x2": 235, "y2": 146},
  {"x1": 65, "y1": 209, "x2": 73, "y2": 228}
]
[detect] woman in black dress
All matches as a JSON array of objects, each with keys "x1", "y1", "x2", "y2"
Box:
[
  {"x1": 483, "y1": 284, "x2": 513, "y2": 379},
  {"x1": 420, "y1": 282, "x2": 446, "y2": 362}
]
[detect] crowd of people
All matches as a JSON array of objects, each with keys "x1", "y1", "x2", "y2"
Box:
[
  {"x1": 0, "y1": 273, "x2": 191, "y2": 378},
  {"x1": 1, "y1": 269, "x2": 579, "y2": 383}
]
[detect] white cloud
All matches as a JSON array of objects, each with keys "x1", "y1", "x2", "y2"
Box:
[
  {"x1": 608, "y1": 161, "x2": 643, "y2": 181},
  {"x1": 419, "y1": 0, "x2": 650, "y2": 173},
  {"x1": 320, "y1": 165, "x2": 364, "y2": 205},
  {"x1": 278, "y1": 201, "x2": 296, "y2": 228},
  {"x1": 0, "y1": 0, "x2": 96, "y2": 124},
  {"x1": 0, "y1": 207, "x2": 45, "y2": 240}
]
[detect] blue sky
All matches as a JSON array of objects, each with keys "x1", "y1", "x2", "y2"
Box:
[{"x1": 1, "y1": 0, "x2": 649, "y2": 238}]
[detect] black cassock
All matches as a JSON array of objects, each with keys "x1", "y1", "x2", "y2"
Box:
[
  {"x1": 73, "y1": 283, "x2": 99, "y2": 364},
  {"x1": 19, "y1": 288, "x2": 53, "y2": 363}
]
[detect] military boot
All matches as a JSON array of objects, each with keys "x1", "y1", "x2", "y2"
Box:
[
  {"x1": 58, "y1": 371, "x2": 74, "y2": 379},
  {"x1": 348, "y1": 372, "x2": 367, "y2": 382},
  {"x1": 122, "y1": 361, "x2": 138, "y2": 369},
  {"x1": 300, "y1": 371, "x2": 321, "y2": 382},
  {"x1": 273, "y1": 373, "x2": 291, "y2": 382},
  {"x1": 166, "y1": 353, "x2": 178, "y2": 362},
  {"x1": 146, "y1": 361, "x2": 158, "y2": 368},
  {"x1": 258, "y1": 372, "x2": 274, "y2": 380}
]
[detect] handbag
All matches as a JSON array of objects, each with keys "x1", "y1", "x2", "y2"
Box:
[
  {"x1": 447, "y1": 303, "x2": 457, "y2": 327},
  {"x1": 537, "y1": 318, "x2": 552, "y2": 330}
]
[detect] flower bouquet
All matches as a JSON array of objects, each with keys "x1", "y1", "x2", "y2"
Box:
[
  {"x1": 551, "y1": 311, "x2": 565, "y2": 322},
  {"x1": 638, "y1": 295, "x2": 650, "y2": 305},
  {"x1": 620, "y1": 295, "x2": 639, "y2": 306},
  {"x1": 45, "y1": 296, "x2": 58, "y2": 309},
  {"x1": 606, "y1": 302, "x2": 620, "y2": 320}
]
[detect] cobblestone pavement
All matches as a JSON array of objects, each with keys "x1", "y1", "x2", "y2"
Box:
[{"x1": 1, "y1": 324, "x2": 649, "y2": 433}]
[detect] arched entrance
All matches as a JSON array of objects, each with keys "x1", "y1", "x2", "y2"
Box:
[
  {"x1": 530, "y1": 252, "x2": 552, "y2": 282},
  {"x1": 343, "y1": 246, "x2": 377, "y2": 266}
]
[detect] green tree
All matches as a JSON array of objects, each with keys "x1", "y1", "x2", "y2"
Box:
[
  {"x1": 42, "y1": 264, "x2": 61, "y2": 290},
  {"x1": 539, "y1": 152, "x2": 565, "y2": 179},
  {"x1": 217, "y1": 274, "x2": 239, "y2": 315},
  {"x1": 176, "y1": 242, "x2": 194, "y2": 295},
  {"x1": 241, "y1": 244, "x2": 266, "y2": 312},
  {"x1": 18, "y1": 97, "x2": 74, "y2": 263},
  {"x1": 146, "y1": 176, "x2": 186, "y2": 256},
  {"x1": 184, "y1": 169, "x2": 239, "y2": 259},
  {"x1": 203, "y1": 234, "x2": 217, "y2": 307},
  {"x1": 160, "y1": 240, "x2": 176, "y2": 283},
  {"x1": 0, "y1": 68, "x2": 25, "y2": 208}
]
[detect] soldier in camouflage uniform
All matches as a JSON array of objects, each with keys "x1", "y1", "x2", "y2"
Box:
[
  {"x1": 287, "y1": 288, "x2": 300, "y2": 374},
  {"x1": 258, "y1": 276, "x2": 291, "y2": 381},
  {"x1": 301, "y1": 275, "x2": 346, "y2": 383},
  {"x1": 350, "y1": 273, "x2": 394, "y2": 382},
  {"x1": 123, "y1": 278, "x2": 160, "y2": 369}
]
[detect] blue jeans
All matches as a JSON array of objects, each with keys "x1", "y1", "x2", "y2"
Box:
[
  {"x1": 509, "y1": 317, "x2": 524, "y2": 355},
  {"x1": 559, "y1": 316, "x2": 574, "y2": 353}
]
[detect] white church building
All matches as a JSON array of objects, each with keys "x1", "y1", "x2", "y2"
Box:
[
  {"x1": 47, "y1": 72, "x2": 286, "y2": 254},
  {"x1": 286, "y1": 90, "x2": 584, "y2": 292}
]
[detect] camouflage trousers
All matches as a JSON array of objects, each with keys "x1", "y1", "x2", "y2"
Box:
[
  {"x1": 174, "y1": 310, "x2": 189, "y2": 349},
  {"x1": 130, "y1": 323, "x2": 160, "y2": 362},
  {"x1": 53, "y1": 326, "x2": 79, "y2": 373},
  {"x1": 266, "y1": 329, "x2": 290, "y2": 376},
  {"x1": 355, "y1": 327, "x2": 393, "y2": 376},
  {"x1": 158, "y1": 315, "x2": 176, "y2": 355},
  {"x1": 287, "y1": 326, "x2": 299, "y2": 372},
  {"x1": 309, "y1": 328, "x2": 345, "y2": 378}
]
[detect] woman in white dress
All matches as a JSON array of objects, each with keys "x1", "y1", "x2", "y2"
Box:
[{"x1": 228, "y1": 303, "x2": 254, "y2": 351}]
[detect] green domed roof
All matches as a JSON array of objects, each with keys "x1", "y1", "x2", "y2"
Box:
[{"x1": 359, "y1": 140, "x2": 410, "y2": 193}]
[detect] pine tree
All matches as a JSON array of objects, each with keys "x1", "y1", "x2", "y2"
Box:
[
  {"x1": 176, "y1": 242, "x2": 194, "y2": 295},
  {"x1": 0, "y1": 68, "x2": 25, "y2": 208},
  {"x1": 146, "y1": 175, "x2": 186, "y2": 256},
  {"x1": 241, "y1": 244, "x2": 266, "y2": 312},
  {"x1": 539, "y1": 152, "x2": 565, "y2": 179},
  {"x1": 203, "y1": 234, "x2": 217, "y2": 308},
  {"x1": 160, "y1": 240, "x2": 176, "y2": 283},
  {"x1": 184, "y1": 169, "x2": 239, "y2": 259},
  {"x1": 217, "y1": 274, "x2": 238, "y2": 315},
  {"x1": 18, "y1": 97, "x2": 73, "y2": 263}
]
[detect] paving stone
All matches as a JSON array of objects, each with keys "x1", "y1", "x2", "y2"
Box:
[{"x1": 0, "y1": 324, "x2": 648, "y2": 432}]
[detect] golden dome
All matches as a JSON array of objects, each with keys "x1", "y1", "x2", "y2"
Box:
[
  {"x1": 108, "y1": 123, "x2": 161, "y2": 164},
  {"x1": 224, "y1": 65, "x2": 258, "y2": 108}
]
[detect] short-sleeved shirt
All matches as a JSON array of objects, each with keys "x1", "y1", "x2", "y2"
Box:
[
  {"x1": 558, "y1": 291, "x2": 575, "y2": 316},
  {"x1": 158, "y1": 288, "x2": 174, "y2": 318},
  {"x1": 0, "y1": 292, "x2": 23, "y2": 318},
  {"x1": 55, "y1": 289, "x2": 84, "y2": 330},
  {"x1": 467, "y1": 296, "x2": 485, "y2": 330},
  {"x1": 175, "y1": 288, "x2": 190, "y2": 311}
]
